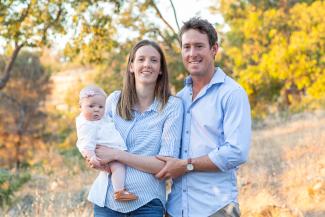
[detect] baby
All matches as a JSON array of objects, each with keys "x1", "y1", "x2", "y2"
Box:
[{"x1": 76, "y1": 84, "x2": 137, "y2": 202}]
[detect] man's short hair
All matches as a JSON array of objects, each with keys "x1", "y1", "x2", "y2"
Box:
[{"x1": 180, "y1": 17, "x2": 218, "y2": 47}]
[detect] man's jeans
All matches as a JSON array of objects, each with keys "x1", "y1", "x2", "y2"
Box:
[
  {"x1": 94, "y1": 199, "x2": 164, "y2": 217},
  {"x1": 166, "y1": 202, "x2": 240, "y2": 217},
  {"x1": 209, "y1": 203, "x2": 241, "y2": 217}
]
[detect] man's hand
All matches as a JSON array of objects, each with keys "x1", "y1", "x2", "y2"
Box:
[{"x1": 155, "y1": 156, "x2": 187, "y2": 180}]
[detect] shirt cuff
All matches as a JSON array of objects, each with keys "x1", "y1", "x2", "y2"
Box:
[{"x1": 208, "y1": 150, "x2": 228, "y2": 172}]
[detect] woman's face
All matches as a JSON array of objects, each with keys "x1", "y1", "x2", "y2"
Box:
[{"x1": 130, "y1": 45, "x2": 161, "y2": 87}]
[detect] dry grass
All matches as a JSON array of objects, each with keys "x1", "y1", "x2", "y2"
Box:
[
  {"x1": 1, "y1": 111, "x2": 324, "y2": 216},
  {"x1": 1, "y1": 148, "x2": 96, "y2": 217},
  {"x1": 238, "y1": 110, "x2": 325, "y2": 217}
]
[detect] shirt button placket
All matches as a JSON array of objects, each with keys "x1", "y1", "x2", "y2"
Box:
[{"x1": 182, "y1": 105, "x2": 191, "y2": 217}]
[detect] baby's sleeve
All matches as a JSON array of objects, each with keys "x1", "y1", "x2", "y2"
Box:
[{"x1": 76, "y1": 121, "x2": 97, "y2": 156}]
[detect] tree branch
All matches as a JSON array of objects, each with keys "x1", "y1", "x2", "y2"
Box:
[
  {"x1": 0, "y1": 43, "x2": 24, "y2": 90},
  {"x1": 0, "y1": 92, "x2": 19, "y2": 105},
  {"x1": 169, "y1": 0, "x2": 180, "y2": 32},
  {"x1": 41, "y1": 4, "x2": 63, "y2": 43},
  {"x1": 151, "y1": 27, "x2": 173, "y2": 49},
  {"x1": 149, "y1": 0, "x2": 180, "y2": 45}
]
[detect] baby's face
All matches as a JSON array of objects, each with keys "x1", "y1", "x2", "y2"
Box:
[{"x1": 80, "y1": 95, "x2": 106, "y2": 121}]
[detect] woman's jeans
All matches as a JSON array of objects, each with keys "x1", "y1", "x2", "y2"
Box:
[{"x1": 94, "y1": 199, "x2": 164, "y2": 217}]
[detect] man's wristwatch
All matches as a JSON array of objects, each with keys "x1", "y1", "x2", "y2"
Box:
[{"x1": 186, "y1": 158, "x2": 194, "y2": 172}]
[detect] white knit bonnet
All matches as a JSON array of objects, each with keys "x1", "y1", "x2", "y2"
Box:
[{"x1": 79, "y1": 84, "x2": 107, "y2": 102}]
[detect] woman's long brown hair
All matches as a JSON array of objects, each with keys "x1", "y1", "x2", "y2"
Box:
[{"x1": 117, "y1": 40, "x2": 171, "y2": 120}]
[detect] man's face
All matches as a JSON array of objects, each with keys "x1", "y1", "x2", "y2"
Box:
[{"x1": 181, "y1": 29, "x2": 217, "y2": 78}]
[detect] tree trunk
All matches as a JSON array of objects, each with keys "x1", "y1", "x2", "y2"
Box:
[{"x1": 15, "y1": 137, "x2": 21, "y2": 170}]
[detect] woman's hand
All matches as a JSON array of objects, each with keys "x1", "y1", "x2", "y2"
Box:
[{"x1": 95, "y1": 145, "x2": 120, "y2": 164}]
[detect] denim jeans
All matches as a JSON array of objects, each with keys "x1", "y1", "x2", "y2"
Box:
[
  {"x1": 209, "y1": 203, "x2": 241, "y2": 217},
  {"x1": 94, "y1": 199, "x2": 164, "y2": 217},
  {"x1": 166, "y1": 203, "x2": 240, "y2": 217}
]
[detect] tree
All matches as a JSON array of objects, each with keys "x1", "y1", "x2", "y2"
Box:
[
  {"x1": 64, "y1": 0, "x2": 186, "y2": 92},
  {"x1": 0, "y1": 51, "x2": 51, "y2": 169},
  {"x1": 217, "y1": 0, "x2": 325, "y2": 116},
  {"x1": 119, "y1": 0, "x2": 186, "y2": 91},
  {"x1": 0, "y1": 0, "x2": 124, "y2": 90}
]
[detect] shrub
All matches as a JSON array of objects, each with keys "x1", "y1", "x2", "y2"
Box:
[{"x1": 0, "y1": 169, "x2": 31, "y2": 207}]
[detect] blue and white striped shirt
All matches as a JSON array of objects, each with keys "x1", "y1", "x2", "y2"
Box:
[{"x1": 102, "y1": 91, "x2": 183, "y2": 213}]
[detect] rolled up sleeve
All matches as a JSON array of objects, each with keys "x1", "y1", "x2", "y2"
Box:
[{"x1": 208, "y1": 88, "x2": 251, "y2": 172}]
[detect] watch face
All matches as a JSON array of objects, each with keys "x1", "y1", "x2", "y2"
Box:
[{"x1": 187, "y1": 163, "x2": 194, "y2": 171}]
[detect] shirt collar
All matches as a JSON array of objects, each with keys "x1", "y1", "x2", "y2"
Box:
[
  {"x1": 148, "y1": 98, "x2": 160, "y2": 112},
  {"x1": 132, "y1": 97, "x2": 160, "y2": 113},
  {"x1": 184, "y1": 67, "x2": 226, "y2": 87}
]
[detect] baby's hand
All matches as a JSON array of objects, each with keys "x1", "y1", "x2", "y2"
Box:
[{"x1": 89, "y1": 155, "x2": 101, "y2": 167}]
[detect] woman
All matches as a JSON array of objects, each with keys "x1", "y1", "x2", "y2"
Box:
[{"x1": 89, "y1": 40, "x2": 183, "y2": 217}]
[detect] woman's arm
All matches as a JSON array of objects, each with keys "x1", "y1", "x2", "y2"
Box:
[{"x1": 96, "y1": 146, "x2": 165, "y2": 174}]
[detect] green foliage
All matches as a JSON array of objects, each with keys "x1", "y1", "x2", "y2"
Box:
[
  {"x1": 0, "y1": 0, "x2": 124, "y2": 90},
  {"x1": 59, "y1": 147, "x2": 87, "y2": 175},
  {"x1": 0, "y1": 0, "x2": 67, "y2": 47},
  {"x1": 219, "y1": 0, "x2": 325, "y2": 117},
  {"x1": 0, "y1": 169, "x2": 31, "y2": 207},
  {"x1": 0, "y1": 0, "x2": 123, "y2": 49},
  {"x1": 63, "y1": 0, "x2": 124, "y2": 64}
]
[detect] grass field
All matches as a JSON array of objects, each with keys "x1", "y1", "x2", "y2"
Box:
[
  {"x1": 239, "y1": 111, "x2": 325, "y2": 217},
  {"x1": 1, "y1": 111, "x2": 324, "y2": 217}
]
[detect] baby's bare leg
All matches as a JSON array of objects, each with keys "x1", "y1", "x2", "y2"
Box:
[{"x1": 109, "y1": 162, "x2": 125, "y2": 192}]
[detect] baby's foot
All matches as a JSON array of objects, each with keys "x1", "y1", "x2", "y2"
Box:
[{"x1": 114, "y1": 189, "x2": 138, "y2": 202}]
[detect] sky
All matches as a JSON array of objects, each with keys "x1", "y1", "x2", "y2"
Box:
[{"x1": 158, "y1": 0, "x2": 223, "y2": 30}]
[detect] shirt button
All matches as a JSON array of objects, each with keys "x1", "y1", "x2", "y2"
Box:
[
  {"x1": 184, "y1": 150, "x2": 187, "y2": 153},
  {"x1": 186, "y1": 130, "x2": 189, "y2": 134},
  {"x1": 187, "y1": 110, "x2": 190, "y2": 114},
  {"x1": 183, "y1": 189, "x2": 186, "y2": 192}
]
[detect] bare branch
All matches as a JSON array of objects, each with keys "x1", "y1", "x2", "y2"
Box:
[
  {"x1": 148, "y1": 0, "x2": 180, "y2": 45},
  {"x1": 169, "y1": 0, "x2": 180, "y2": 32}
]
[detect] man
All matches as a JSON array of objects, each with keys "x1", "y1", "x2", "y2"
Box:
[{"x1": 156, "y1": 17, "x2": 251, "y2": 217}]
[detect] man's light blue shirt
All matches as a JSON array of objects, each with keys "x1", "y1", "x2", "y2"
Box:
[{"x1": 167, "y1": 67, "x2": 251, "y2": 217}]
